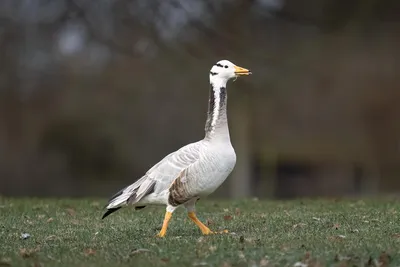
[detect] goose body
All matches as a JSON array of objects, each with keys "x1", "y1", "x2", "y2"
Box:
[
  {"x1": 102, "y1": 60, "x2": 251, "y2": 237},
  {"x1": 142, "y1": 139, "x2": 236, "y2": 204}
]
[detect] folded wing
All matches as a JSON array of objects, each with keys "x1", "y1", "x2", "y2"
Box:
[{"x1": 102, "y1": 141, "x2": 202, "y2": 218}]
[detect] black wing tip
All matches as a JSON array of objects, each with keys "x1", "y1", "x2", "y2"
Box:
[{"x1": 101, "y1": 207, "x2": 121, "y2": 219}]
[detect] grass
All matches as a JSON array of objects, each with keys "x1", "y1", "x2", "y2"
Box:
[{"x1": 1, "y1": 197, "x2": 399, "y2": 267}]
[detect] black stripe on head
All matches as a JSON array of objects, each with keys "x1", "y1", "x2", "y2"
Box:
[
  {"x1": 210, "y1": 71, "x2": 218, "y2": 76},
  {"x1": 215, "y1": 63, "x2": 223, "y2": 67}
]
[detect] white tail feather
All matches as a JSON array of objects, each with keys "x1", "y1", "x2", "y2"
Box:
[{"x1": 106, "y1": 176, "x2": 155, "y2": 209}]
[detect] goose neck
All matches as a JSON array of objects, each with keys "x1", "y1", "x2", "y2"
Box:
[{"x1": 204, "y1": 78, "x2": 230, "y2": 140}]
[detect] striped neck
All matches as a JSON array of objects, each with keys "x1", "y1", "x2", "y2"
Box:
[{"x1": 204, "y1": 78, "x2": 230, "y2": 139}]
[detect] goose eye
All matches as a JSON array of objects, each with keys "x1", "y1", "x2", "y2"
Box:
[{"x1": 224, "y1": 65, "x2": 228, "y2": 68}]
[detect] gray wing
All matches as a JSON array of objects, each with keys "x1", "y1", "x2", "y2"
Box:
[
  {"x1": 105, "y1": 141, "x2": 202, "y2": 209},
  {"x1": 145, "y1": 141, "x2": 202, "y2": 193}
]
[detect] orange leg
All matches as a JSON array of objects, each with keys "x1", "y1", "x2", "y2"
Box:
[
  {"x1": 188, "y1": 212, "x2": 213, "y2": 235},
  {"x1": 157, "y1": 211, "x2": 172, "y2": 237}
]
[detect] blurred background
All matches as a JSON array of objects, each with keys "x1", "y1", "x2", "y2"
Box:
[{"x1": 0, "y1": 0, "x2": 399, "y2": 199}]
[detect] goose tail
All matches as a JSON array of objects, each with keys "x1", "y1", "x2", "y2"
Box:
[{"x1": 102, "y1": 176, "x2": 156, "y2": 219}]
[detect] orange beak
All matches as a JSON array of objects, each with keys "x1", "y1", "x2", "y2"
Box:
[{"x1": 234, "y1": 65, "x2": 252, "y2": 76}]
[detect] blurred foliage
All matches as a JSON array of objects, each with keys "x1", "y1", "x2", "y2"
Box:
[{"x1": 0, "y1": 0, "x2": 399, "y2": 197}]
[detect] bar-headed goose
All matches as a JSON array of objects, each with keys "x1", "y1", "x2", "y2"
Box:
[{"x1": 102, "y1": 60, "x2": 251, "y2": 237}]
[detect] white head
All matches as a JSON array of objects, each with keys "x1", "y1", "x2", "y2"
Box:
[{"x1": 209, "y1": 60, "x2": 251, "y2": 83}]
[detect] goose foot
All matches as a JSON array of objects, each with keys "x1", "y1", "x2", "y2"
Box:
[{"x1": 202, "y1": 229, "x2": 229, "y2": 235}]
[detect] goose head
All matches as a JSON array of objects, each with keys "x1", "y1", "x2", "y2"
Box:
[{"x1": 209, "y1": 60, "x2": 251, "y2": 83}]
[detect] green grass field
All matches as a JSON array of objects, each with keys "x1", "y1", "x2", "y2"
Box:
[{"x1": 1, "y1": 197, "x2": 399, "y2": 267}]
